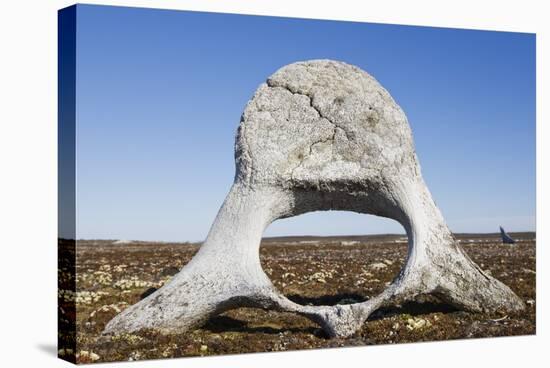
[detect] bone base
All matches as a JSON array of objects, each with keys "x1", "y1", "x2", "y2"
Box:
[{"x1": 104, "y1": 180, "x2": 523, "y2": 338}]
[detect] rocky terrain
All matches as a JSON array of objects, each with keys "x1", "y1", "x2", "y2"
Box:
[{"x1": 58, "y1": 233, "x2": 536, "y2": 363}]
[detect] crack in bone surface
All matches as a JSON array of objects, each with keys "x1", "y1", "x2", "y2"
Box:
[{"x1": 266, "y1": 79, "x2": 353, "y2": 142}]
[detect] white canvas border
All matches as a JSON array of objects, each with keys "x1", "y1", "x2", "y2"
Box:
[{"x1": 0, "y1": 1, "x2": 546, "y2": 367}]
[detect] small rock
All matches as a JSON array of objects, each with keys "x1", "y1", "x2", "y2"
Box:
[
  {"x1": 406, "y1": 317, "x2": 431, "y2": 330},
  {"x1": 128, "y1": 351, "x2": 142, "y2": 361},
  {"x1": 369, "y1": 262, "x2": 387, "y2": 270}
]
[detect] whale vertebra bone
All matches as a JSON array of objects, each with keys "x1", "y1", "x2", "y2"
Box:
[{"x1": 104, "y1": 60, "x2": 524, "y2": 338}]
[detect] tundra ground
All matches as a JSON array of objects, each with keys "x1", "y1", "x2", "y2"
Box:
[{"x1": 58, "y1": 233, "x2": 536, "y2": 363}]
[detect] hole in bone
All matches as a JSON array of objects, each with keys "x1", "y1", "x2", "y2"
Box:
[{"x1": 259, "y1": 211, "x2": 407, "y2": 306}]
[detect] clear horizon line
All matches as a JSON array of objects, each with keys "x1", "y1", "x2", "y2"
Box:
[{"x1": 62, "y1": 229, "x2": 537, "y2": 243}]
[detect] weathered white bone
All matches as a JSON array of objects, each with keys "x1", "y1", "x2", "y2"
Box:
[{"x1": 103, "y1": 60, "x2": 524, "y2": 338}]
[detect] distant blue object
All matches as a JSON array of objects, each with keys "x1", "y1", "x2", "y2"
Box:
[{"x1": 500, "y1": 226, "x2": 516, "y2": 244}]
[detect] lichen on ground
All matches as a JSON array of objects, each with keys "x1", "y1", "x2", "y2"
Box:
[{"x1": 58, "y1": 234, "x2": 535, "y2": 363}]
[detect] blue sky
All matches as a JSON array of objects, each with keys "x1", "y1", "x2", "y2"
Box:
[{"x1": 72, "y1": 4, "x2": 535, "y2": 241}]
